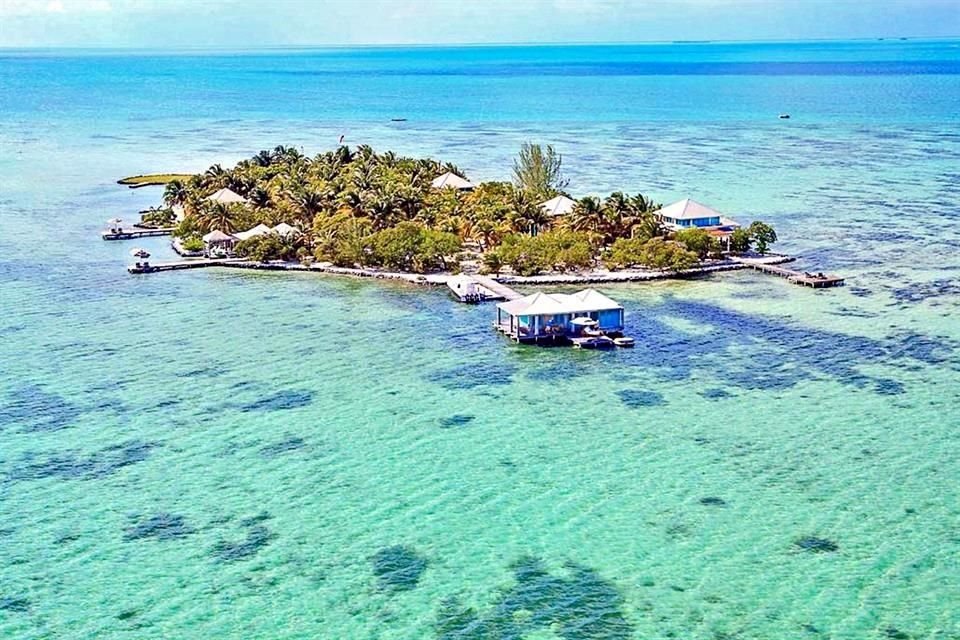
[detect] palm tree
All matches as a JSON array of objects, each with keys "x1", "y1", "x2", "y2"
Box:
[
  {"x1": 253, "y1": 150, "x2": 273, "y2": 167},
  {"x1": 248, "y1": 186, "x2": 271, "y2": 210},
  {"x1": 163, "y1": 180, "x2": 188, "y2": 208},
  {"x1": 203, "y1": 164, "x2": 229, "y2": 189},
  {"x1": 566, "y1": 196, "x2": 604, "y2": 237},
  {"x1": 197, "y1": 202, "x2": 237, "y2": 233}
]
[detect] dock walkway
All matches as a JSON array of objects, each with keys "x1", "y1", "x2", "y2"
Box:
[
  {"x1": 731, "y1": 257, "x2": 844, "y2": 288},
  {"x1": 103, "y1": 227, "x2": 174, "y2": 241},
  {"x1": 469, "y1": 275, "x2": 523, "y2": 301}
]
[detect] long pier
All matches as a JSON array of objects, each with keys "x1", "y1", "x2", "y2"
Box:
[
  {"x1": 102, "y1": 227, "x2": 174, "y2": 241},
  {"x1": 127, "y1": 258, "x2": 245, "y2": 273},
  {"x1": 731, "y1": 257, "x2": 844, "y2": 288}
]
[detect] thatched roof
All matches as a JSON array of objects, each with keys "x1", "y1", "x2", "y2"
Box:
[
  {"x1": 206, "y1": 188, "x2": 248, "y2": 204},
  {"x1": 431, "y1": 172, "x2": 475, "y2": 190},
  {"x1": 539, "y1": 195, "x2": 576, "y2": 217}
]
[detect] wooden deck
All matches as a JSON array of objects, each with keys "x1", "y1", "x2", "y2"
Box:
[
  {"x1": 469, "y1": 275, "x2": 523, "y2": 301},
  {"x1": 102, "y1": 227, "x2": 175, "y2": 241},
  {"x1": 733, "y1": 258, "x2": 845, "y2": 288}
]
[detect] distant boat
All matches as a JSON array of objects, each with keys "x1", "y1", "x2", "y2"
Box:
[
  {"x1": 614, "y1": 337, "x2": 635, "y2": 348},
  {"x1": 779, "y1": 114, "x2": 791, "y2": 119},
  {"x1": 391, "y1": 118, "x2": 408, "y2": 122}
]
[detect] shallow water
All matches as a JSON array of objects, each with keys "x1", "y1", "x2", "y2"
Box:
[{"x1": 1, "y1": 42, "x2": 959, "y2": 639}]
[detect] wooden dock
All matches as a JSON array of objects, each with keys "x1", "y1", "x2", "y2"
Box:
[
  {"x1": 127, "y1": 258, "x2": 243, "y2": 273},
  {"x1": 103, "y1": 227, "x2": 174, "y2": 241},
  {"x1": 469, "y1": 274, "x2": 523, "y2": 301},
  {"x1": 733, "y1": 258, "x2": 844, "y2": 288}
]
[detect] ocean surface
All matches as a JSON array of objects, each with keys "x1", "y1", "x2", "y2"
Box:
[{"x1": 1, "y1": 41, "x2": 959, "y2": 639}]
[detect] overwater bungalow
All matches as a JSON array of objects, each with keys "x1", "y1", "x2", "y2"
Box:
[{"x1": 495, "y1": 289, "x2": 624, "y2": 344}]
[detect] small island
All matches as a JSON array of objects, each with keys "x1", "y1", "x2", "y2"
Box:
[{"x1": 134, "y1": 143, "x2": 790, "y2": 283}]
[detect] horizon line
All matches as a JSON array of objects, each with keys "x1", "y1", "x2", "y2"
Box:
[{"x1": 2, "y1": 34, "x2": 959, "y2": 52}]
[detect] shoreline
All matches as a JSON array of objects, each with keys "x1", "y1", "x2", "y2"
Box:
[{"x1": 131, "y1": 253, "x2": 796, "y2": 286}]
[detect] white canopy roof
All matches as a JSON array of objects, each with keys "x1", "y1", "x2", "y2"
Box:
[
  {"x1": 431, "y1": 172, "x2": 475, "y2": 190},
  {"x1": 272, "y1": 222, "x2": 300, "y2": 237},
  {"x1": 202, "y1": 230, "x2": 237, "y2": 243},
  {"x1": 654, "y1": 198, "x2": 724, "y2": 221},
  {"x1": 497, "y1": 289, "x2": 623, "y2": 316},
  {"x1": 539, "y1": 195, "x2": 576, "y2": 217},
  {"x1": 569, "y1": 288, "x2": 623, "y2": 311},
  {"x1": 206, "y1": 188, "x2": 248, "y2": 204},
  {"x1": 234, "y1": 223, "x2": 272, "y2": 241}
]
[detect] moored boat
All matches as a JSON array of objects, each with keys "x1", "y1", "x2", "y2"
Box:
[{"x1": 614, "y1": 336, "x2": 635, "y2": 347}]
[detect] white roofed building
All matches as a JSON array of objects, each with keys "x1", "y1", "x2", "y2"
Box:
[
  {"x1": 495, "y1": 288, "x2": 624, "y2": 343},
  {"x1": 653, "y1": 198, "x2": 739, "y2": 231},
  {"x1": 539, "y1": 195, "x2": 577, "y2": 217},
  {"x1": 206, "y1": 188, "x2": 248, "y2": 204},
  {"x1": 431, "y1": 172, "x2": 475, "y2": 190}
]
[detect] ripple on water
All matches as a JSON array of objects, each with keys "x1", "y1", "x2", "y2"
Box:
[
  {"x1": 617, "y1": 389, "x2": 666, "y2": 408},
  {"x1": 426, "y1": 362, "x2": 515, "y2": 390},
  {"x1": 6, "y1": 440, "x2": 158, "y2": 482},
  {"x1": 371, "y1": 545, "x2": 427, "y2": 592},
  {"x1": 0, "y1": 384, "x2": 83, "y2": 432},
  {"x1": 124, "y1": 513, "x2": 196, "y2": 541},
  {"x1": 259, "y1": 436, "x2": 307, "y2": 457},
  {"x1": 241, "y1": 390, "x2": 314, "y2": 412},
  {"x1": 439, "y1": 415, "x2": 475, "y2": 429},
  {"x1": 436, "y1": 556, "x2": 633, "y2": 639},
  {"x1": 0, "y1": 597, "x2": 30, "y2": 613}
]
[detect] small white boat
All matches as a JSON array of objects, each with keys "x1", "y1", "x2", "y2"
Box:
[{"x1": 614, "y1": 336, "x2": 635, "y2": 348}]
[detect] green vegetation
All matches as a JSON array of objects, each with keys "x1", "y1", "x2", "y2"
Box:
[
  {"x1": 118, "y1": 173, "x2": 194, "y2": 188},
  {"x1": 181, "y1": 236, "x2": 204, "y2": 252},
  {"x1": 730, "y1": 227, "x2": 753, "y2": 253},
  {"x1": 486, "y1": 229, "x2": 593, "y2": 276},
  {"x1": 674, "y1": 227, "x2": 717, "y2": 259},
  {"x1": 748, "y1": 221, "x2": 778, "y2": 254},
  {"x1": 161, "y1": 143, "x2": 776, "y2": 274},
  {"x1": 605, "y1": 237, "x2": 699, "y2": 271},
  {"x1": 139, "y1": 207, "x2": 176, "y2": 227},
  {"x1": 512, "y1": 143, "x2": 568, "y2": 200}
]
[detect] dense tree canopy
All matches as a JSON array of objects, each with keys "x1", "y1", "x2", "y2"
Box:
[{"x1": 163, "y1": 143, "x2": 773, "y2": 273}]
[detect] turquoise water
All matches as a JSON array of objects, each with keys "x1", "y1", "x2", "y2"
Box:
[{"x1": 2, "y1": 42, "x2": 960, "y2": 638}]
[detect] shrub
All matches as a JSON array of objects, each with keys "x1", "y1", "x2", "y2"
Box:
[
  {"x1": 748, "y1": 221, "x2": 778, "y2": 254},
  {"x1": 181, "y1": 236, "x2": 204, "y2": 252},
  {"x1": 730, "y1": 227, "x2": 752, "y2": 253},
  {"x1": 236, "y1": 234, "x2": 296, "y2": 262},
  {"x1": 675, "y1": 227, "x2": 716, "y2": 259}
]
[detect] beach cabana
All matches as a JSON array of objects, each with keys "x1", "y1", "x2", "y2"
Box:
[
  {"x1": 539, "y1": 195, "x2": 576, "y2": 217},
  {"x1": 272, "y1": 222, "x2": 300, "y2": 238},
  {"x1": 431, "y1": 172, "x2": 475, "y2": 190},
  {"x1": 495, "y1": 289, "x2": 624, "y2": 343},
  {"x1": 206, "y1": 188, "x2": 248, "y2": 204},
  {"x1": 202, "y1": 230, "x2": 238, "y2": 256},
  {"x1": 234, "y1": 223, "x2": 272, "y2": 241}
]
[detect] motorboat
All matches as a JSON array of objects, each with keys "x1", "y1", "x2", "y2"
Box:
[{"x1": 614, "y1": 336, "x2": 635, "y2": 348}]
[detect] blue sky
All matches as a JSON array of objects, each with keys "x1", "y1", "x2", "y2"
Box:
[{"x1": 0, "y1": 0, "x2": 958, "y2": 48}]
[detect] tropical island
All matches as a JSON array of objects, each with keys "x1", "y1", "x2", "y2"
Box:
[{"x1": 134, "y1": 143, "x2": 782, "y2": 279}]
